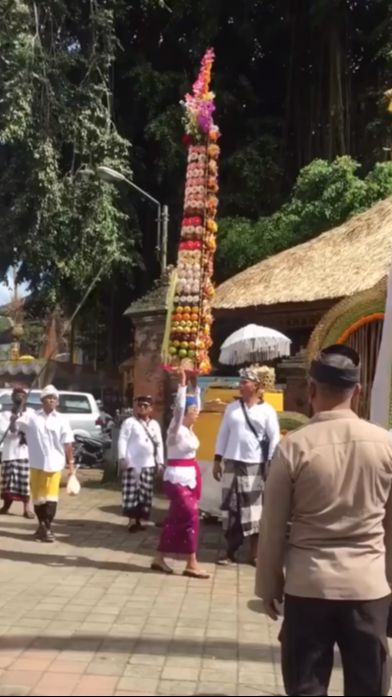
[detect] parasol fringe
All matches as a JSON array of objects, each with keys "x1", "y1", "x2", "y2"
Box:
[{"x1": 219, "y1": 324, "x2": 291, "y2": 365}]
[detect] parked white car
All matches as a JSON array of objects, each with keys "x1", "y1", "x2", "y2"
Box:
[{"x1": 0, "y1": 389, "x2": 102, "y2": 439}]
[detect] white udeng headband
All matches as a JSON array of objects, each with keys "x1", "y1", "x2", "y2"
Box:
[{"x1": 41, "y1": 385, "x2": 59, "y2": 400}]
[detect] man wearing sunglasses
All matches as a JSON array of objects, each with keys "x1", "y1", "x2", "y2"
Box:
[{"x1": 118, "y1": 396, "x2": 164, "y2": 532}]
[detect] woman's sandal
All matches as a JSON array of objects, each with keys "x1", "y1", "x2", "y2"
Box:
[
  {"x1": 182, "y1": 569, "x2": 210, "y2": 580},
  {"x1": 150, "y1": 561, "x2": 174, "y2": 575}
]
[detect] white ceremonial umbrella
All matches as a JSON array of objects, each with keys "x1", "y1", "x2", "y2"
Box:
[{"x1": 219, "y1": 323, "x2": 291, "y2": 365}]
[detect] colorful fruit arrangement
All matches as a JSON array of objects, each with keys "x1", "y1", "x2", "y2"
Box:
[{"x1": 162, "y1": 49, "x2": 220, "y2": 375}]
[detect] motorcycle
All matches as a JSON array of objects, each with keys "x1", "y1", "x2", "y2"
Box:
[{"x1": 73, "y1": 432, "x2": 111, "y2": 468}]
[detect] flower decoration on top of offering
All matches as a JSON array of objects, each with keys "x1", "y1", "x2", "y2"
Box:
[{"x1": 162, "y1": 49, "x2": 220, "y2": 375}]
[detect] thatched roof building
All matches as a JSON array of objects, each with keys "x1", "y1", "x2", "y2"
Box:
[
  {"x1": 213, "y1": 197, "x2": 392, "y2": 310},
  {"x1": 210, "y1": 197, "x2": 392, "y2": 371}
]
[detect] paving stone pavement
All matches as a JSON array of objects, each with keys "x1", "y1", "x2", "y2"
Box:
[{"x1": 0, "y1": 471, "x2": 346, "y2": 696}]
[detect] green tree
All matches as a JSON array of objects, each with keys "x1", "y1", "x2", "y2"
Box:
[
  {"x1": 216, "y1": 156, "x2": 392, "y2": 280},
  {"x1": 0, "y1": 0, "x2": 137, "y2": 306},
  {"x1": 2, "y1": 0, "x2": 392, "y2": 316}
]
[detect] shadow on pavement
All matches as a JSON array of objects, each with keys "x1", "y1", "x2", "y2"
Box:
[
  {"x1": 248, "y1": 598, "x2": 265, "y2": 614},
  {"x1": 0, "y1": 548, "x2": 150, "y2": 574},
  {"x1": 0, "y1": 530, "x2": 38, "y2": 542},
  {"x1": 99, "y1": 504, "x2": 123, "y2": 517},
  {"x1": 2, "y1": 633, "x2": 279, "y2": 665},
  {"x1": 0, "y1": 516, "x2": 230, "y2": 564}
]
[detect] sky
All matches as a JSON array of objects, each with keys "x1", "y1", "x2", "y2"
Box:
[{"x1": 0, "y1": 269, "x2": 29, "y2": 307}]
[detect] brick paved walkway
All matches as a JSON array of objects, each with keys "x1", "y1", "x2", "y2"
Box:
[{"x1": 0, "y1": 471, "x2": 345, "y2": 696}]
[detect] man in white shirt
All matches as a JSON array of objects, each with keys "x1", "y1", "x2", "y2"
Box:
[
  {"x1": 0, "y1": 386, "x2": 34, "y2": 519},
  {"x1": 213, "y1": 368, "x2": 280, "y2": 566},
  {"x1": 17, "y1": 384, "x2": 74, "y2": 543},
  {"x1": 118, "y1": 395, "x2": 164, "y2": 532}
]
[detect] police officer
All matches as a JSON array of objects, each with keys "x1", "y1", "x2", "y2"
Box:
[{"x1": 256, "y1": 344, "x2": 392, "y2": 697}]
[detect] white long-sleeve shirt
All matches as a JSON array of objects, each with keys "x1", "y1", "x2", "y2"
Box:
[
  {"x1": 118, "y1": 417, "x2": 164, "y2": 473},
  {"x1": 215, "y1": 399, "x2": 280, "y2": 463},
  {"x1": 165, "y1": 385, "x2": 201, "y2": 489},
  {"x1": 0, "y1": 409, "x2": 31, "y2": 461},
  {"x1": 16, "y1": 409, "x2": 74, "y2": 473}
]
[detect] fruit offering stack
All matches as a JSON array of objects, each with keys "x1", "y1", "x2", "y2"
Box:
[{"x1": 162, "y1": 49, "x2": 220, "y2": 375}]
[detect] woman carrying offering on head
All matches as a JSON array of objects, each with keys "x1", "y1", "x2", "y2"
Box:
[{"x1": 151, "y1": 367, "x2": 209, "y2": 579}]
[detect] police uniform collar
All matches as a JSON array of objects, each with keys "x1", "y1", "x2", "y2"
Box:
[{"x1": 311, "y1": 409, "x2": 359, "y2": 423}]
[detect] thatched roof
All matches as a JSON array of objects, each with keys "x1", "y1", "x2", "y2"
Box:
[{"x1": 213, "y1": 198, "x2": 392, "y2": 310}]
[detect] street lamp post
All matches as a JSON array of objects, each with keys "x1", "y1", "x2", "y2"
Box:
[
  {"x1": 96, "y1": 166, "x2": 168, "y2": 271},
  {"x1": 161, "y1": 204, "x2": 169, "y2": 271}
]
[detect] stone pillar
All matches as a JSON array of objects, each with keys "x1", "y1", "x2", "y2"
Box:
[
  {"x1": 104, "y1": 308, "x2": 169, "y2": 484},
  {"x1": 278, "y1": 354, "x2": 309, "y2": 416},
  {"x1": 132, "y1": 313, "x2": 167, "y2": 427},
  {"x1": 284, "y1": 375, "x2": 309, "y2": 414},
  {"x1": 123, "y1": 269, "x2": 174, "y2": 429}
]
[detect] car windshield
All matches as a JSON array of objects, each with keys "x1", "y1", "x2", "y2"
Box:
[
  {"x1": 58, "y1": 395, "x2": 92, "y2": 414},
  {"x1": 0, "y1": 391, "x2": 94, "y2": 414},
  {"x1": 26, "y1": 392, "x2": 42, "y2": 410},
  {"x1": 0, "y1": 394, "x2": 12, "y2": 411},
  {"x1": 0, "y1": 392, "x2": 41, "y2": 412}
]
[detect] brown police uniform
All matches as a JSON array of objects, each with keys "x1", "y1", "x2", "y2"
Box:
[{"x1": 256, "y1": 409, "x2": 392, "y2": 696}]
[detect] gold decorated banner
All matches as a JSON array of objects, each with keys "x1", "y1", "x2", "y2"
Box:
[{"x1": 370, "y1": 268, "x2": 392, "y2": 429}]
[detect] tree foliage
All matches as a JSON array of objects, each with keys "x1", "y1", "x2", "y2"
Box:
[
  {"x1": 216, "y1": 157, "x2": 392, "y2": 280},
  {"x1": 110, "y1": 0, "x2": 392, "y2": 281},
  {"x1": 0, "y1": 0, "x2": 137, "y2": 306},
  {"x1": 114, "y1": 0, "x2": 392, "y2": 209},
  {"x1": 1, "y1": 0, "x2": 392, "y2": 352}
]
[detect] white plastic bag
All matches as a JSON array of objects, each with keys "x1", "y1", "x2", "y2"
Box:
[{"x1": 66, "y1": 473, "x2": 81, "y2": 496}]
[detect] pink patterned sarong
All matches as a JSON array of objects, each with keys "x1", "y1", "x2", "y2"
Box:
[{"x1": 158, "y1": 459, "x2": 201, "y2": 555}]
